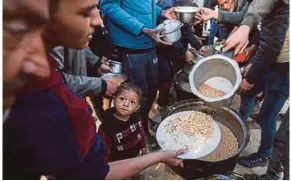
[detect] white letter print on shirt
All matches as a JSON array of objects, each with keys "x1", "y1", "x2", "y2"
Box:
[{"x1": 116, "y1": 132, "x2": 123, "y2": 143}]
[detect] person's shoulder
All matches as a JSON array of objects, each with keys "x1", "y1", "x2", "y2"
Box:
[{"x1": 12, "y1": 90, "x2": 68, "y2": 120}]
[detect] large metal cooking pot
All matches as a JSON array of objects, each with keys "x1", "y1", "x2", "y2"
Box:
[
  {"x1": 157, "y1": 20, "x2": 183, "y2": 43},
  {"x1": 162, "y1": 100, "x2": 249, "y2": 179},
  {"x1": 175, "y1": 6, "x2": 199, "y2": 24}
]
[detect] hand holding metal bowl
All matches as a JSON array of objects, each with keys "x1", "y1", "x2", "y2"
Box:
[
  {"x1": 101, "y1": 73, "x2": 127, "y2": 98},
  {"x1": 156, "y1": 19, "x2": 183, "y2": 43},
  {"x1": 174, "y1": 6, "x2": 199, "y2": 24}
]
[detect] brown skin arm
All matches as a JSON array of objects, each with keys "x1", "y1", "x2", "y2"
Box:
[{"x1": 105, "y1": 150, "x2": 184, "y2": 180}]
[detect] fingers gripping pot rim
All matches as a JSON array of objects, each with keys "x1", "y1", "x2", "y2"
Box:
[
  {"x1": 156, "y1": 20, "x2": 183, "y2": 43},
  {"x1": 189, "y1": 55, "x2": 242, "y2": 108}
]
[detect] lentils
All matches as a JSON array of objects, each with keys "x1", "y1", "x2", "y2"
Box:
[
  {"x1": 198, "y1": 83, "x2": 226, "y2": 98},
  {"x1": 201, "y1": 123, "x2": 238, "y2": 161},
  {"x1": 167, "y1": 111, "x2": 214, "y2": 140}
]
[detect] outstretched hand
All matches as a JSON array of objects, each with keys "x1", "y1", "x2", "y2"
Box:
[
  {"x1": 223, "y1": 25, "x2": 250, "y2": 55},
  {"x1": 159, "y1": 149, "x2": 185, "y2": 167},
  {"x1": 161, "y1": 7, "x2": 177, "y2": 20},
  {"x1": 196, "y1": 7, "x2": 218, "y2": 21}
]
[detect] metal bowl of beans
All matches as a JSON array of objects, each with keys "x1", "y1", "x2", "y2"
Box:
[{"x1": 189, "y1": 55, "x2": 242, "y2": 108}]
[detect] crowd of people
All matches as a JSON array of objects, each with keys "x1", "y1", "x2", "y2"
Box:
[{"x1": 2, "y1": 0, "x2": 289, "y2": 180}]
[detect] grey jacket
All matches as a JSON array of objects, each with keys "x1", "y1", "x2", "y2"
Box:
[
  {"x1": 241, "y1": 0, "x2": 289, "y2": 30},
  {"x1": 245, "y1": 0, "x2": 289, "y2": 84},
  {"x1": 218, "y1": 0, "x2": 250, "y2": 25},
  {"x1": 51, "y1": 47, "x2": 105, "y2": 96}
]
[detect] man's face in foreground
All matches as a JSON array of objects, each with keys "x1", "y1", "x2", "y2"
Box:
[
  {"x1": 3, "y1": 0, "x2": 50, "y2": 108},
  {"x1": 43, "y1": 0, "x2": 102, "y2": 49}
]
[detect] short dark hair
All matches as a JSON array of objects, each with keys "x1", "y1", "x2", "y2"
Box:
[{"x1": 115, "y1": 83, "x2": 142, "y2": 101}]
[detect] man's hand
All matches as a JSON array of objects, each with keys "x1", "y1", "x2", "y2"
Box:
[
  {"x1": 161, "y1": 7, "x2": 177, "y2": 20},
  {"x1": 185, "y1": 50, "x2": 195, "y2": 64},
  {"x1": 105, "y1": 79, "x2": 118, "y2": 97},
  {"x1": 142, "y1": 28, "x2": 173, "y2": 46},
  {"x1": 159, "y1": 150, "x2": 185, "y2": 167},
  {"x1": 239, "y1": 78, "x2": 254, "y2": 93},
  {"x1": 223, "y1": 25, "x2": 251, "y2": 55},
  {"x1": 196, "y1": 7, "x2": 218, "y2": 21},
  {"x1": 98, "y1": 63, "x2": 112, "y2": 75}
]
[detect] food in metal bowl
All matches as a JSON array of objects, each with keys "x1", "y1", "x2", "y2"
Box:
[
  {"x1": 200, "y1": 123, "x2": 238, "y2": 161},
  {"x1": 167, "y1": 111, "x2": 214, "y2": 140},
  {"x1": 198, "y1": 83, "x2": 226, "y2": 98},
  {"x1": 157, "y1": 110, "x2": 221, "y2": 159}
]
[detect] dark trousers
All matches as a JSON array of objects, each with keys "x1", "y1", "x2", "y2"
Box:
[
  {"x1": 156, "y1": 47, "x2": 173, "y2": 107},
  {"x1": 239, "y1": 70, "x2": 289, "y2": 156},
  {"x1": 122, "y1": 49, "x2": 159, "y2": 136},
  {"x1": 267, "y1": 108, "x2": 289, "y2": 180}
]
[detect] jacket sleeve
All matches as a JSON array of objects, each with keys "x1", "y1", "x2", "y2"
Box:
[
  {"x1": 241, "y1": 0, "x2": 281, "y2": 30},
  {"x1": 173, "y1": 41, "x2": 188, "y2": 56},
  {"x1": 100, "y1": 0, "x2": 145, "y2": 36},
  {"x1": 83, "y1": 48, "x2": 102, "y2": 69},
  {"x1": 155, "y1": 4, "x2": 162, "y2": 19},
  {"x1": 218, "y1": 1, "x2": 249, "y2": 25},
  {"x1": 245, "y1": 16, "x2": 288, "y2": 84},
  {"x1": 62, "y1": 72, "x2": 105, "y2": 96},
  {"x1": 186, "y1": 26, "x2": 202, "y2": 50}
]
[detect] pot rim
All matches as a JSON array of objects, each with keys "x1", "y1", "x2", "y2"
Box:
[
  {"x1": 157, "y1": 20, "x2": 182, "y2": 35},
  {"x1": 101, "y1": 73, "x2": 127, "y2": 80},
  {"x1": 109, "y1": 60, "x2": 122, "y2": 65},
  {"x1": 175, "y1": 6, "x2": 199, "y2": 13}
]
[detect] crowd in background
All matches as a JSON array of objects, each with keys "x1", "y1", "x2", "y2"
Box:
[{"x1": 3, "y1": 0, "x2": 289, "y2": 179}]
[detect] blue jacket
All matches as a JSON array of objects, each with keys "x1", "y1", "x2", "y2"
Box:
[{"x1": 101, "y1": 0, "x2": 162, "y2": 49}]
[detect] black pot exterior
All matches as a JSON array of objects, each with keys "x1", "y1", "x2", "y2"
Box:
[
  {"x1": 162, "y1": 100, "x2": 249, "y2": 179},
  {"x1": 171, "y1": 154, "x2": 238, "y2": 179}
]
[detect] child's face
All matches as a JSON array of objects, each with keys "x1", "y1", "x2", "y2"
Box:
[{"x1": 114, "y1": 89, "x2": 140, "y2": 117}]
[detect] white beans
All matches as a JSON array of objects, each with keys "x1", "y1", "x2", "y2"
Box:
[
  {"x1": 201, "y1": 123, "x2": 238, "y2": 161},
  {"x1": 167, "y1": 111, "x2": 214, "y2": 140},
  {"x1": 198, "y1": 83, "x2": 226, "y2": 98}
]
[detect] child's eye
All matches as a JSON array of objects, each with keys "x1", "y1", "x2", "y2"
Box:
[
  {"x1": 119, "y1": 97, "x2": 125, "y2": 101},
  {"x1": 130, "y1": 101, "x2": 136, "y2": 105}
]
